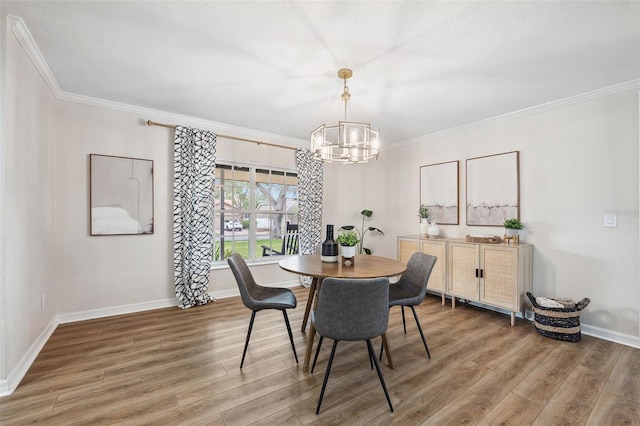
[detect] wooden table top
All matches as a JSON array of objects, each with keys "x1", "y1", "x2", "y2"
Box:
[{"x1": 279, "y1": 254, "x2": 406, "y2": 279}]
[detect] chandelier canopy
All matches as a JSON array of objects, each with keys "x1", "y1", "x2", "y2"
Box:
[{"x1": 311, "y1": 69, "x2": 380, "y2": 164}]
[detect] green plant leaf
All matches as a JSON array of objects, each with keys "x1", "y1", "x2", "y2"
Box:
[
  {"x1": 363, "y1": 248, "x2": 372, "y2": 255},
  {"x1": 367, "y1": 227, "x2": 384, "y2": 235},
  {"x1": 361, "y1": 210, "x2": 373, "y2": 217}
]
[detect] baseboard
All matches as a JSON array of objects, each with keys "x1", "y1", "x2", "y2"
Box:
[
  {"x1": 449, "y1": 297, "x2": 640, "y2": 349},
  {"x1": 581, "y1": 324, "x2": 640, "y2": 349},
  {"x1": 56, "y1": 297, "x2": 178, "y2": 325},
  {"x1": 1, "y1": 318, "x2": 58, "y2": 397},
  {"x1": 1, "y1": 279, "x2": 302, "y2": 397}
]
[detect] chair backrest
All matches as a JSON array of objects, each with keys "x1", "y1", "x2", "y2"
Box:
[
  {"x1": 398, "y1": 252, "x2": 437, "y2": 299},
  {"x1": 227, "y1": 253, "x2": 260, "y2": 310},
  {"x1": 283, "y1": 222, "x2": 299, "y2": 255},
  {"x1": 314, "y1": 277, "x2": 390, "y2": 341}
]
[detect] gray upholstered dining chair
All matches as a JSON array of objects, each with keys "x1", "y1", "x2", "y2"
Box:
[
  {"x1": 227, "y1": 253, "x2": 298, "y2": 368},
  {"x1": 382, "y1": 252, "x2": 437, "y2": 360},
  {"x1": 311, "y1": 277, "x2": 393, "y2": 414}
]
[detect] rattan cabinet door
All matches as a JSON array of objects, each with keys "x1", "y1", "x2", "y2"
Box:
[
  {"x1": 480, "y1": 246, "x2": 518, "y2": 310},
  {"x1": 421, "y1": 240, "x2": 446, "y2": 294},
  {"x1": 398, "y1": 238, "x2": 419, "y2": 265},
  {"x1": 448, "y1": 242, "x2": 479, "y2": 300}
]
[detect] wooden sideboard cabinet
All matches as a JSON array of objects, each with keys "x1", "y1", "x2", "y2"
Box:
[
  {"x1": 398, "y1": 236, "x2": 447, "y2": 304},
  {"x1": 448, "y1": 240, "x2": 532, "y2": 326},
  {"x1": 398, "y1": 236, "x2": 533, "y2": 325}
]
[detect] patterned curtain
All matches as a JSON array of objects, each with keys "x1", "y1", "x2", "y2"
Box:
[
  {"x1": 296, "y1": 149, "x2": 324, "y2": 287},
  {"x1": 174, "y1": 125, "x2": 217, "y2": 308}
]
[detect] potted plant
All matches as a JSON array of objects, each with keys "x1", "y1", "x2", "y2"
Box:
[
  {"x1": 339, "y1": 209, "x2": 384, "y2": 254},
  {"x1": 418, "y1": 205, "x2": 430, "y2": 236},
  {"x1": 336, "y1": 229, "x2": 359, "y2": 259},
  {"x1": 504, "y1": 218, "x2": 524, "y2": 237}
]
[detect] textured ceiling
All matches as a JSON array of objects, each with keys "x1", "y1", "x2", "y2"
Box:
[{"x1": 2, "y1": 1, "x2": 639, "y2": 147}]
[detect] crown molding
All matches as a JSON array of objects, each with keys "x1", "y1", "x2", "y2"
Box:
[
  {"x1": 7, "y1": 15, "x2": 63, "y2": 96},
  {"x1": 57, "y1": 91, "x2": 307, "y2": 148},
  {"x1": 9, "y1": 14, "x2": 639, "y2": 152},
  {"x1": 389, "y1": 79, "x2": 640, "y2": 151},
  {"x1": 7, "y1": 15, "x2": 306, "y2": 150}
]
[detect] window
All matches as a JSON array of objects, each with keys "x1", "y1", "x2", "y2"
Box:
[{"x1": 213, "y1": 163, "x2": 298, "y2": 263}]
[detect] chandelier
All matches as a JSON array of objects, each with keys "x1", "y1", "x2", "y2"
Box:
[{"x1": 310, "y1": 68, "x2": 380, "y2": 163}]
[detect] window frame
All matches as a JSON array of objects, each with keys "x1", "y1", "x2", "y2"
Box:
[{"x1": 211, "y1": 161, "x2": 298, "y2": 267}]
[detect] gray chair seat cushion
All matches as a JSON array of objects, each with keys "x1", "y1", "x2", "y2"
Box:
[
  {"x1": 388, "y1": 282, "x2": 424, "y2": 307},
  {"x1": 249, "y1": 286, "x2": 297, "y2": 311}
]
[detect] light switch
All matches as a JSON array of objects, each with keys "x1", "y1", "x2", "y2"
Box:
[{"x1": 604, "y1": 212, "x2": 617, "y2": 228}]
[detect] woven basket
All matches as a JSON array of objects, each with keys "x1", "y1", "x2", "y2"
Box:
[{"x1": 526, "y1": 292, "x2": 590, "y2": 342}]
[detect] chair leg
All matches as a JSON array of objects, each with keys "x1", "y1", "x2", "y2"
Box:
[
  {"x1": 282, "y1": 310, "x2": 298, "y2": 364},
  {"x1": 316, "y1": 340, "x2": 339, "y2": 414},
  {"x1": 379, "y1": 307, "x2": 391, "y2": 361},
  {"x1": 311, "y1": 336, "x2": 324, "y2": 373},
  {"x1": 401, "y1": 306, "x2": 407, "y2": 334},
  {"x1": 367, "y1": 339, "x2": 376, "y2": 369},
  {"x1": 241, "y1": 311, "x2": 257, "y2": 368},
  {"x1": 366, "y1": 339, "x2": 394, "y2": 413},
  {"x1": 410, "y1": 306, "x2": 431, "y2": 359}
]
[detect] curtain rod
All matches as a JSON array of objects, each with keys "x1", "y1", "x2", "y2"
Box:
[{"x1": 146, "y1": 120, "x2": 297, "y2": 151}]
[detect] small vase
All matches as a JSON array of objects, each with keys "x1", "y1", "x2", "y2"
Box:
[
  {"x1": 505, "y1": 228, "x2": 518, "y2": 237},
  {"x1": 420, "y1": 219, "x2": 428, "y2": 236},
  {"x1": 427, "y1": 222, "x2": 440, "y2": 238},
  {"x1": 340, "y1": 245, "x2": 356, "y2": 259},
  {"x1": 321, "y1": 225, "x2": 338, "y2": 262}
]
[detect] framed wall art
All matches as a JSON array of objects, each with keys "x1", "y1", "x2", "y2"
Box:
[
  {"x1": 466, "y1": 151, "x2": 519, "y2": 226},
  {"x1": 90, "y1": 154, "x2": 154, "y2": 235},
  {"x1": 420, "y1": 160, "x2": 459, "y2": 225}
]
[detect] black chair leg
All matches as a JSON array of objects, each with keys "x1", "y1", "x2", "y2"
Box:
[
  {"x1": 316, "y1": 340, "x2": 339, "y2": 414},
  {"x1": 282, "y1": 310, "x2": 298, "y2": 364},
  {"x1": 311, "y1": 336, "x2": 324, "y2": 373},
  {"x1": 379, "y1": 307, "x2": 391, "y2": 361},
  {"x1": 411, "y1": 306, "x2": 431, "y2": 359},
  {"x1": 241, "y1": 311, "x2": 257, "y2": 368},
  {"x1": 401, "y1": 306, "x2": 407, "y2": 334},
  {"x1": 367, "y1": 339, "x2": 394, "y2": 413},
  {"x1": 367, "y1": 339, "x2": 376, "y2": 370}
]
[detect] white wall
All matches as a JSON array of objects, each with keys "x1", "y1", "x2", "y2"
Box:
[
  {"x1": 54, "y1": 102, "x2": 301, "y2": 312},
  {"x1": 2, "y1": 23, "x2": 58, "y2": 386},
  {"x1": 324, "y1": 90, "x2": 640, "y2": 339}
]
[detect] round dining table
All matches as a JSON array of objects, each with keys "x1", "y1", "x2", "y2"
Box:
[{"x1": 279, "y1": 253, "x2": 407, "y2": 372}]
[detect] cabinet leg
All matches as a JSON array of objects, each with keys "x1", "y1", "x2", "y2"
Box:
[
  {"x1": 452, "y1": 297, "x2": 456, "y2": 309},
  {"x1": 441, "y1": 293, "x2": 445, "y2": 306},
  {"x1": 510, "y1": 312, "x2": 515, "y2": 326}
]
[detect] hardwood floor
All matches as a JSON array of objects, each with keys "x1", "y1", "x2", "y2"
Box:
[{"x1": 1, "y1": 286, "x2": 639, "y2": 425}]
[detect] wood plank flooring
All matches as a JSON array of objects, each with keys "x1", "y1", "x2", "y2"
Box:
[{"x1": 1, "y1": 286, "x2": 638, "y2": 425}]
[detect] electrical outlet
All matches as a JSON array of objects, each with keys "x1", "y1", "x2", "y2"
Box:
[{"x1": 41, "y1": 294, "x2": 45, "y2": 310}]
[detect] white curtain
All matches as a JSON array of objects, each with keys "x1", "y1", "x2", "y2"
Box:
[
  {"x1": 174, "y1": 125, "x2": 217, "y2": 308},
  {"x1": 296, "y1": 149, "x2": 324, "y2": 286}
]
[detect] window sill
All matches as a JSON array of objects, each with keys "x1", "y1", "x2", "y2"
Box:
[{"x1": 210, "y1": 257, "x2": 285, "y2": 270}]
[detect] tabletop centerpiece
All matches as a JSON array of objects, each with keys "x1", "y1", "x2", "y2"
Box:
[{"x1": 336, "y1": 229, "x2": 359, "y2": 266}]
